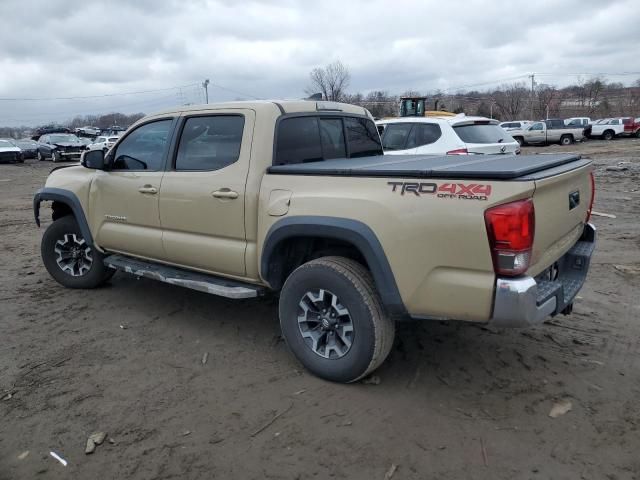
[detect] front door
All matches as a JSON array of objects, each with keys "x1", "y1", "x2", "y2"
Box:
[
  {"x1": 159, "y1": 110, "x2": 254, "y2": 277},
  {"x1": 89, "y1": 118, "x2": 174, "y2": 260},
  {"x1": 526, "y1": 122, "x2": 546, "y2": 143}
]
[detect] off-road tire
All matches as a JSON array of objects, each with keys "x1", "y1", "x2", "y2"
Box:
[
  {"x1": 41, "y1": 215, "x2": 114, "y2": 289},
  {"x1": 279, "y1": 256, "x2": 395, "y2": 383},
  {"x1": 602, "y1": 130, "x2": 614, "y2": 141}
]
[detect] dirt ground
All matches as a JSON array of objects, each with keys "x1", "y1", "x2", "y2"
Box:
[{"x1": 1, "y1": 138, "x2": 639, "y2": 480}]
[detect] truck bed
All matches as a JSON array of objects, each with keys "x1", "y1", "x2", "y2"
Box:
[{"x1": 268, "y1": 153, "x2": 588, "y2": 180}]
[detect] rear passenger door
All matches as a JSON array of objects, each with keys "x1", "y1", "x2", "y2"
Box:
[{"x1": 158, "y1": 110, "x2": 254, "y2": 277}]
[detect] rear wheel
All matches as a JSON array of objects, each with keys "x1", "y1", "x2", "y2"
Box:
[
  {"x1": 279, "y1": 257, "x2": 395, "y2": 383},
  {"x1": 41, "y1": 215, "x2": 114, "y2": 289},
  {"x1": 560, "y1": 135, "x2": 573, "y2": 146},
  {"x1": 602, "y1": 130, "x2": 615, "y2": 141},
  {"x1": 37, "y1": 150, "x2": 44, "y2": 161}
]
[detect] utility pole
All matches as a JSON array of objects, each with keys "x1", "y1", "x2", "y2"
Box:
[
  {"x1": 202, "y1": 79, "x2": 210, "y2": 104},
  {"x1": 529, "y1": 74, "x2": 535, "y2": 119}
]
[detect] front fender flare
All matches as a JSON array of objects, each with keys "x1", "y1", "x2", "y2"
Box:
[
  {"x1": 33, "y1": 187, "x2": 94, "y2": 247},
  {"x1": 261, "y1": 216, "x2": 407, "y2": 318}
]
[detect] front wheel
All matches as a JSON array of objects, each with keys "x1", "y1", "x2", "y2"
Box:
[
  {"x1": 51, "y1": 151, "x2": 60, "y2": 163},
  {"x1": 513, "y1": 136, "x2": 524, "y2": 146},
  {"x1": 279, "y1": 257, "x2": 395, "y2": 383},
  {"x1": 41, "y1": 215, "x2": 114, "y2": 289}
]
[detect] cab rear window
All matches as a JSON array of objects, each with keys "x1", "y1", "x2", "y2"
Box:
[
  {"x1": 453, "y1": 124, "x2": 512, "y2": 144},
  {"x1": 275, "y1": 116, "x2": 382, "y2": 165}
]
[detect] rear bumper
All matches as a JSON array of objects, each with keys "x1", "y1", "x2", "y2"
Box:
[{"x1": 490, "y1": 223, "x2": 596, "y2": 328}]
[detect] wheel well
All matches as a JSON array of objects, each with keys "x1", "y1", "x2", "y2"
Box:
[
  {"x1": 263, "y1": 236, "x2": 368, "y2": 290},
  {"x1": 51, "y1": 201, "x2": 73, "y2": 221}
]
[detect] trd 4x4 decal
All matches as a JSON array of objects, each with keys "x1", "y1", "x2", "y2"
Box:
[{"x1": 388, "y1": 181, "x2": 492, "y2": 201}]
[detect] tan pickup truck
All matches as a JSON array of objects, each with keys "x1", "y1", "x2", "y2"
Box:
[{"x1": 33, "y1": 100, "x2": 596, "y2": 383}]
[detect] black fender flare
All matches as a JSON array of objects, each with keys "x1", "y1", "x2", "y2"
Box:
[
  {"x1": 33, "y1": 187, "x2": 94, "y2": 247},
  {"x1": 261, "y1": 216, "x2": 407, "y2": 318}
]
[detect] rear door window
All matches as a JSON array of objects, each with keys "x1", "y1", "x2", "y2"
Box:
[
  {"x1": 453, "y1": 124, "x2": 512, "y2": 144},
  {"x1": 175, "y1": 115, "x2": 244, "y2": 171}
]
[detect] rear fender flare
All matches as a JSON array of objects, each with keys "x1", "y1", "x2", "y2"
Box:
[{"x1": 261, "y1": 216, "x2": 407, "y2": 318}]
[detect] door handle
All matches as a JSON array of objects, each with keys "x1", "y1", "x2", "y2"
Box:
[
  {"x1": 212, "y1": 189, "x2": 239, "y2": 199},
  {"x1": 138, "y1": 185, "x2": 158, "y2": 194}
]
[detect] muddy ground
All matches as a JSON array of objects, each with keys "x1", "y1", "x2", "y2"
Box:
[{"x1": 1, "y1": 138, "x2": 639, "y2": 479}]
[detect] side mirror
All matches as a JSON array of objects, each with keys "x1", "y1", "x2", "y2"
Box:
[{"x1": 82, "y1": 149, "x2": 106, "y2": 170}]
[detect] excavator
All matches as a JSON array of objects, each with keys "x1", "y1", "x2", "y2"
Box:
[{"x1": 399, "y1": 96, "x2": 456, "y2": 118}]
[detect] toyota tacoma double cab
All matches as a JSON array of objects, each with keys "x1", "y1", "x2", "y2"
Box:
[{"x1": 33, "y1": 101, "x2": 596, "y2": 383}]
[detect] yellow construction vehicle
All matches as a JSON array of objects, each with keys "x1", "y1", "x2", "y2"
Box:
[{"x1": 399, "y1": 96, "x2": 456, "y2": 117}]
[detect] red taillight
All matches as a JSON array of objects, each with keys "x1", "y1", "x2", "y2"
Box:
[
  {"x1": 586, "y1": 171, "x2": 595, "y2": 222},
  {"x1": 484, "y1": 199, "x2": 535, "y2": 276},
  {"x1": 446, "y1": 148, "x2": 468, "y2": 155}
]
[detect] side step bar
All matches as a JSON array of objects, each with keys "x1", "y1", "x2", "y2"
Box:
[{"x1": 104, "y1": 254, "x2": 264, "y2": 299}]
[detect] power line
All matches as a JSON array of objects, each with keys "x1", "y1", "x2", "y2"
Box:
[
  {"x1": 0, "y1": 83, "x2": 200, "y2": 101},
  {"x1": 209, "y1": 81, "x2": 261, "y2": 100}
]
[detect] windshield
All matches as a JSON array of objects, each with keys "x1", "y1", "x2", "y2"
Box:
[
  {"x1": 49, "y1": 134, "x2": 79, "y2": 143},
  {"x1": 453, "y1": 124, "x2": 512, "y2": 144}
]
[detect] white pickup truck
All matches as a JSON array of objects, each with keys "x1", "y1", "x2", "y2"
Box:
[{"x1": 589, "y1": 118, "x2": 626, "y2": 140}]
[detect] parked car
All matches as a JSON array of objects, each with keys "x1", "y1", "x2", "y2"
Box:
[
  {"x1": 377, "y1": 116, "x2": 520, "y2": 155},
  {"x1": 33, "y1": 100, "x2": 595, "y2": 383},
  {"x1": 499, "y1": 120, "x2": 531, "y2": 131},
  {"x1": 36, "y1": 134, "x2": 85, "y2": 162},
  {"x1": 13, "y1": 138, "x2": 39, "y2": 159},
  {"x1": 622, "y1": 117, "x2": 640, "y2": 137},
  {"x1": 75, "y1": 126, "x2": 101, "y2": 136},
  {"x1": 87, "y1": 135, "x2": 120, "y2": 152},
  {"x1": 510, "y1": 119, "x2": 585, "y2": 146},
  {"x1": 589, "y1": 118, "x2": 626, "y2": 140},
  {"x1": 0, "y1": 139, "x2": 24, "y2": 163}
]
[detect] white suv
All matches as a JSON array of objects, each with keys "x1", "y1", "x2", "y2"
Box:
[
  {"x1": 377, "y1": 115, "x2": 520, "y2": 156},
  {"x1": 86, "y1": 135, "x2": 120, "y2": 152}
]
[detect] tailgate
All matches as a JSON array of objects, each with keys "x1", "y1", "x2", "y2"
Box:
[{"x1": 528, "y1": 162, "x2": 592, "y2": 276}]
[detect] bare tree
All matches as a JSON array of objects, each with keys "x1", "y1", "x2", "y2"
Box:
[
  {"x1": 534, "y1": 84, "x2": 558, "y2": 119},
  {"x1": 306, "y1": 61, "x2": 351, "y2": 101},
  {"x1": 492, "y1": 82, "x2": 528, "y2": 120}
]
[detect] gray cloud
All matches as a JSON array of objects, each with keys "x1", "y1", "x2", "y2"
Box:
[{"x1": 0, "y1": 0, "x2": 638, "y2": 126}]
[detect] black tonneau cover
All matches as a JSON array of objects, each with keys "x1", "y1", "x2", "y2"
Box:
[{"x1": 268, "y1": 153, "x2": 587, "y2": 180}]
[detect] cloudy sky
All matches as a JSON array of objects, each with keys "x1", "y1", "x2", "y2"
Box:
[{"x1": 1, "y1": 0, "x2": 639, "y2": 126}]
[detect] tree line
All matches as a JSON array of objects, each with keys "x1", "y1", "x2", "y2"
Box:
[{"x1": 306, "y1": 61, "x2": 640, "y2": 120}]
